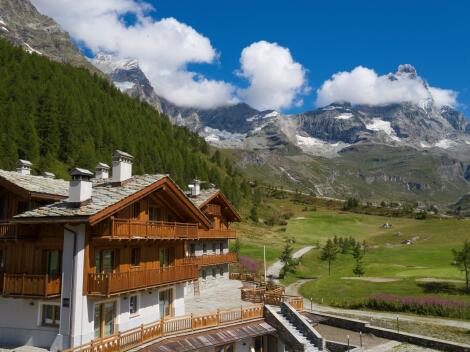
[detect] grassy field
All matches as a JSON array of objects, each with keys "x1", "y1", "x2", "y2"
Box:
[{"x1": 233, "y1": 195, "x2": 470, "y2": 312}]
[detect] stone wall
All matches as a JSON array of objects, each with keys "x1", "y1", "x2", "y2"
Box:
[
  {"x1": 310, "y1": 312, "x2": 470, "y2": 352},
  {"x1": 281, "y1": 303, "x2": 324, "y2": 350}
]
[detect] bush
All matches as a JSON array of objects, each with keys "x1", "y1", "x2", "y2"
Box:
[
  {"x1": 239, "y1": 256, "x2": 259, "y2": 273},
  {"x1": 363, "y1": 294, "x2": 470, "y2": 320}
]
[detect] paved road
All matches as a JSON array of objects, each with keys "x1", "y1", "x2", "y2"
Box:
[
  {"x1": 267, "y1": 246, "x2": 314, "y2": 281},
  {"x1": 286, "y1": 279, "x2": 470, "y2": 330}
]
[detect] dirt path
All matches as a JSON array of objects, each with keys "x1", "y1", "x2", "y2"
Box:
[
  {"x1": 285, "y1": 279, "x2": 470, "y2": 330},
  {"x1": 267, "y1": 246, "x2": 314, "y2": 281}
]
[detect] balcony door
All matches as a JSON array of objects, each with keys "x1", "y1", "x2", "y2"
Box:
[
  {"x1": 94, "y1": 301, "x2": 116, "y2": 338},
  {"x1": 44, "y1": 250, "x2": 61, "y2": 277},
  {"x1": 159, "y1": 247, "x2": 174, "y2": 268},
  {"x1": 159, "y1": 288, "x2": 173, "y2": 319},
  {"x1": 95, "y1": 249, "x2": 116, "y2": 274}
]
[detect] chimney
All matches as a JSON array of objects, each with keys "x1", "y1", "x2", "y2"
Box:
[
  {"x1": 95, "y1": 162, "x2": 110, "y2": 180},
  {"x1": 68, "y1": 168, "x2": 93, "y2": 206},
  {"x1": 112, "y1": 150, "x2": 133, "y2": 184},
  {"x1": 16, "y1": 159, "x2": 32, "y2": 175},
  {"x1": 42, "y1": 171, "x2": 55, "y2": 179},
  {"x1": 189, "y1": 178, "x2": 201, "y2": 197}
]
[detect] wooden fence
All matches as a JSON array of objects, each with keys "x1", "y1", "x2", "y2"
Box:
[
  {"x1": 2, "y1": 273, "x2": 61, "y2": 297},
  {"x1": 241, "y1": 287, "x2": 304, "y2": 311},
  {"x1": 64, "y1": 305, "x2": 264, "y2": 352}
]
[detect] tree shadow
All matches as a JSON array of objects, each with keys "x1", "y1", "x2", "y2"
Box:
[{"x1": 418, "y1": 281, "x2": 469, "y2": 295}]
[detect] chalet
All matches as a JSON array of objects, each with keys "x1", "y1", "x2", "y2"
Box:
[
  {"x1": 0, "y1": 151, "x2": 244, "y2": 351},
  {"x1": 0, "y1": 151, "x2": 326, "y2": 352}
]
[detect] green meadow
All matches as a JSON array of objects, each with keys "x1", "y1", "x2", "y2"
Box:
[{"x1": 234, "y1": 196, "x2": 470, "y2": 311}]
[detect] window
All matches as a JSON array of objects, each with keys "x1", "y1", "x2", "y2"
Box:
[
  {"x1": 131, "y1": 247, "x2": 140, "y2": 267},
  {"x1": 129, "y1": 295, "x2": 139, "y2": 316},
  {"x1": 149, "y1": 206, "x2": 162, "y2": 221},
  {"x1": 0, "y1": 248, "x2": 4, "y2": 272},
  {"x1": 189, "y1": 243, "x2": 196, "y2": 256},
  {"x1": 45, "y1": 250, "x2": 61, "y2": 277},
  {"x1": 159, "y1": 288, "x2": 173, "y2": 318},
  {"x1": 212, "y1": 267, "x2": 217, "y2": 278},
  {"x1": 94, "y1": 302, "x2": 116, "y2": 338},
  {"x1": 159, "y1": 247, "x2": 173, "y2": 268},
  {"x1": 253, "y1": 336, "x2": 264, "y2": 352},
  {"x1": 0, "y1": 196, "x2": 6, "y2": 220},
  {"x1": 132, "y1": 202, "x2": 141, "y2": 219},
  {"x1": 212, "y1": 243, "x2": 217, "y2": 253},
  {"x1": 217, "y1": 343, "x2": 235, "y2": 352},
  {"x1": 42, "y1": 304, "x2": 60, "y2": 327},
  {"x1": 202, "y1": 269, "x2": 206, "y2": 279},
  {"x1": 219, "y1": 266, "x2": 224, "y2": 276},
  {"x1": 202, "y1": 243, "x2": 207, "y2": 254},
  {"x1": 95, "y1": 249, "x2": 115, "y2": 274},
  {"x1": 219, "y1": 242, "x2": 224, "y2": 253}
]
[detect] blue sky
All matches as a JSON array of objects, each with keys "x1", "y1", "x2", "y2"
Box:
[
  {"x1": 33, "y1": 0, "x2": 469, "y2": 115},
  {"x1": 151, "y1": 0, "x2": 469, "y2": 114}
]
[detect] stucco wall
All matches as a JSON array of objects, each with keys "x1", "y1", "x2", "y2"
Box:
[{"x1": 0, "y1": 298, "x2": 59, "y2": 348}]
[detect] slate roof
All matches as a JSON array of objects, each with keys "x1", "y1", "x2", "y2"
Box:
[
  {"x1": 187, "y1": 188, "x2": 220, "y2": 208},
  {"x1": 0, "y1": 170, "x2": 69, "y2": 197},
  {"x1": 15, "y1": 174, "x2": 165, "y2": 219},
  {"x1": 141, "y1": 321, "x2": 275, "y2": 352}
]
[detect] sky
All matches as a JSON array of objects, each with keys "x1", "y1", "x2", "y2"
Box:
[{"x1": 31, "y1": 0, "x2": 470, "y2": 115}]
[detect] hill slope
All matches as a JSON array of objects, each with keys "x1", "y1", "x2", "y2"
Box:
[{"x1": 0, "y1": 39, "x2": 247, "y2": 205}]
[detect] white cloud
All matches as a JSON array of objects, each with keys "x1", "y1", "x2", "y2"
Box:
[
  {"x1": 31, "y1": 0, "x2": 236, "y2": 109},
  {"x1": 237, "y1": 41, "x2": 309, "y2": 111},
  {"x1": 316, "y1": 65, "x2": 457, "y2": 108}
]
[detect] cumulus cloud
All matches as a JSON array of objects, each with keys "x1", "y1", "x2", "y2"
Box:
[
  {"x1": 31, "y1": 0, "x2": 237, "y2": 108},
  {"x1": 316, "y1": 65, "x2": 458, "y2": 108},
  {"x1": 237, "y1": 41, "x2": 309, "y2": 111}
]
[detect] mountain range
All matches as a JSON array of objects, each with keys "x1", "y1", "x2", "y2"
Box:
[{"x1": 2, "y1": 0, "x2": 470, "y2": 209}]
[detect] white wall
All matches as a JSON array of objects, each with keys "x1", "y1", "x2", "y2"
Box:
[{"x1": 0, "y1": 298, "x2": 59, "y2": 349}]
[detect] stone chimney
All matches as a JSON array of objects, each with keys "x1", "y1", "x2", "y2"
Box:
[
  {"x1": 95, "y1": 162, "x2": 110, "y2": 180},
  {"x1": 189, "y1": 178, "x2": 201, "y2": 197},
  {"x1": 16, "y1": 159, "x2": 32, "y2": 175},
  {"x1": 42, "y1": 171, "x2": 55, "y2": 179},
  {"x1": 112, "y1": 150, "x2": 133, "y2": 184},
  {"x1": 68, "y1": 168, "x2": 93, "y2": 206}
]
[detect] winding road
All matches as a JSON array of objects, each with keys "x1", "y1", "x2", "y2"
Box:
[{"x1": 267, "y1": 246, "x2": 314, "y2": 281}]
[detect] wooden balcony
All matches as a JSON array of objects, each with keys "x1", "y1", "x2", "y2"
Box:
[
  {"x1": 0, "y1": 222, "x2": 35, "y2": 240},
  {"x1": 204, "y1": 204, "x2": 221, "y2": 217},
  {"x1": 1, "y1": 273, "x2": 61, "y2": 297},
  {"x1": 184, "y1": 252, "x2": 237, "y2": 267},
  {"x1": 108, "y1": 218, "x2": 199, "y2": 240},
  {"x1": 197, "y1": 228, "x2": 236, "y2": 239},
  {"x1": 64, "y1": 305, "x2": 264, "y2": 352},
  {"x1": 88, "y1": 264, "x2": 198, "y2": 296}
]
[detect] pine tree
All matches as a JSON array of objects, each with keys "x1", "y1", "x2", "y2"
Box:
[
  {"x1": 320, "y1": 239, "x2": 339, "y2": 276},
  {"x1": 352, "y1": 243, "x2": 365, "y2": 277}
]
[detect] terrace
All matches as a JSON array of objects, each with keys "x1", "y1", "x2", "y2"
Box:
[{"x1": 1, "y1": 273, "x2": 61, "y2": 297}]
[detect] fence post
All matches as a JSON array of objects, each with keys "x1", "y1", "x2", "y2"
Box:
[
  {"x1": 117, "y1": 331, "x2": 121, "y2": 352},
  {"x1": 191, "y1": 313, "x2": 194, "y2": 331},
  {"x1": 140, "y1": 324, "x2": 144, "y2": 343},
  {"x1": 216, "y1": 309, "x2": 220, "y2": 325}
]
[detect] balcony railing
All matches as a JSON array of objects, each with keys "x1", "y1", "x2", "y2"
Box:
[
  {"x1": 0, "y1": 223, "x2": 18, "y2": 239},
  {"x1": 184, "y1": 252, "x2": 237, "y2": 267},
  {"x1": 197, "y1": 228, "x2": 236, "y2": 239},
  {"x1": 1, "y1": 273, "x2": 61, "y2": 297},
  {"x1": 204, "y1": 204, "x2": 222, "y2": 217},
  {"x1": 109, "y1": 218, "x2": 199, "y2": 240},
  {"x1": 88, "y1": 264, "x2": 198, "y2": 296},
  {"x1": 64, "y1": 304, "x2": 264, "y2": 352}
]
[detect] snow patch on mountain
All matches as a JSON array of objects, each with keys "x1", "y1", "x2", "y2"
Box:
[
  {"x1": 434, "y1": 139, "x2": 455, "y2": 149},
  {"x1": 1, "y1": 26, "x2": 8, "y2": 32},
  {"x1": 296, "y1": 134, "x2": 350, "y2": 157},
  {"x1": 92, "y1": 54, "x2": 139, "y2": 74},
  {"x1": 200, "y1": 126, "x2": 246, "y2": 148},
  {"x1": 247, "y1": 110, "x2": 279, "y2": 122},
  {"x1": 23, "y1": 42, "x2": 41, "y2": 55},
  {"x1": 334, "y1": 113, "x2": 353, "y2": 120},
  {"x1": 366, "y1": 118, "x2": 400, "y2": 141}
]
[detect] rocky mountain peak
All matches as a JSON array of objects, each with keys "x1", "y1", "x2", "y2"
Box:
[{"x1": 396, "y1": 64, "x2": 418, "y2": 78}]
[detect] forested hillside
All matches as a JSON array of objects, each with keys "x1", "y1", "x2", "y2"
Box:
[{"x1": 0, "y1": 39, "x2": 248, "y2": 205}]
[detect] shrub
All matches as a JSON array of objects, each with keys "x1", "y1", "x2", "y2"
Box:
[
  {"x1": 239, "y1": 256, "x2": 259, "y2": 273},
  {"x1": 363, "y1": 294, "x2": 470, "y2": 320}
]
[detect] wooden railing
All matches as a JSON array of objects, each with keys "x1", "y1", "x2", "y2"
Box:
[
  {"x1": 88, "y1": 265, "x2": 198, "y2": 296},
  {"x1": 241, "y1": 287, "x2": 303, "y2": 311},
  {"x1": 0, "y1": 222, "x2": 18, "y2": 239},
  {"x1": 2, "y1": 273, "x2": 61, "y2": 297},
  {"x1": 184, "y1": 252, "x2": 237, "y2": 267},
  {"x1": 109, "y1": 218, "x2": 199, "y2": 239},
  {"x1": 204, "y1": 204, "x2": 222, "y2": 217},
  {"x1": 197, "y1": 228, "x2": 236, "y2": 239},
  {"x1": 229, "y1": 272, "x2": 266, "y2": 285},
  {"x1": 64, "y1": 304, "x2": 264, "y2": 352}
]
